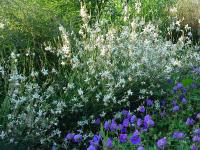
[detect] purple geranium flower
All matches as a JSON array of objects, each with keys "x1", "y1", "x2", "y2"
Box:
[
  {"x1": 172, "y1": 105, "x2": 180, "y2": 112},
  {"x1": 110, "y1": 119, "x2": 118, "y2": 131},
  {"x1": 87, "y1": 145, "x2": 97, "y2": 150},
  {"x1": 52, "y1": 144, "x2": 56, "y2": 150},
  {"x1": 106, "y1": 138, "x2": 113, "y2": 148},
  {"x1": 119, "y1": 134, "x2": 127, "y2": 143},
  {"x1": 186, "y1": 118, "x2": 195, "y2": 126},
  {"x1": 137, "y1": 118, "x2": 143, "y2": 127},
  {"x1": 130, "y1": 134, "x2": 141, "y2": 145},
  {"x1": 181, "y1": 97, "x2": 187, "y2": 104},
  {"x1": 104, "y1": 121, "x2": 110, "y2": 131},
  {"x1": 157, "y1": 137, "x2": 167, "y2": 149},
  {"x1": 123, "y1": 118, "x2": 129, "y2": 127},
  {"x1": 122, "y1": 110, "x2": 129, "y2": 116},
  {"x1": 137, "y1": 146, "x2": 145, "y2": 150},
  {"x1": 73, "y1": 134, "x2": 82, "y2": 143},
  {"x1": 144, "y1": 114, "x2": 155, "y2": 127},
  {"x1": 172, "y1": 131, "x2": 185, "y2": 139},
  {"x1": 193, "y1": 129, "x2": 200, "y2": 135},
  {"x1": 92, "y1": 135, "x2": 101, "y2": 145},
  {"x1": 192, "y1": 136, "x2": 200, "y2": 142},
  {"x1": 94, "y1": 118, "x2": 100, "y2": 125},
  {"x1": 196, "y1": 113, "x2": 200, "y2": 119},
  {"x1": 65, "y1": 133, "x2": 74, "y2": 140},
  {"x1": 193, "y1": 67, "x2": 200, "y2": 74},
  {"x1": 130, "y1": 115, "x2": 137, "y2": 123},
  {"x1": 146, "y1": 99, "x2": 153, "y2": 106},
  {"x1": 138, "y1": 106, "x2": 145, "y2": 113},
  {"x1": 160, "y1": 111, "x2": 166, "y2": 117},
  {"x1": 191, "y1": 145, "x2": 198, "y2": 150}
]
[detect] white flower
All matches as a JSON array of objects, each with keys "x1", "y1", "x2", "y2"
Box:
[
  {"x1": 169, "y1": 7, "x2": 177, "y2": 14},
  {"x1": 0, "y1": 23, "x2": 4, "y2": 29},
  {"x1": 0, "y1": 131, "x2": 6, "y2": 139},
  {"x1": 41, "y1": 68, "x2": 48, "y2": 76},
  {"x1": 78, "y1": 88, "x2": 83, "y2": 96}
]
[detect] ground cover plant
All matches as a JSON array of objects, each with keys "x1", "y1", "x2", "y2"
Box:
[{"x1": 0, "y1": 0, "x2": 200, "y2": 149}]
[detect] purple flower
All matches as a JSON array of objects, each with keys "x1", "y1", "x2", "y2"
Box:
[
  {"x1": 186, "y1": 118, "x2": 195, "y2": 126},
  {"x1": 160, "y1": 111, "x2": 166, "y2": 117},
  {"x1": 172, "y1": 100, "x2": 177, "y2": 106},
  {"x1": 137, "y1": 146, "x2": 145, "y2": 150},
  {"x1": 87, "y1": 145, "x2": 97, "y2": 150},
  {"x1": 160, "y1": 99, "x2": 166, "y2": 106},
  {"x1": 144, "y1": 115, "x2": 154, "y2": 127},
  {"x1": 172, "y1": 105, "x2": 180, "y2": 112},
  {"x1": 110, "y1": 120, "x2": 118, "y2": 131},
  {"x1": 94, "y1": 118, "x2": 100, "y2": 125},
  {"x1": 137, "y1": 118, "x2": 143, "y2": 127},
  {"x1": 119, "y1": 134, "x2": 127, "y2": 143},
  {"x1": 104, "y1": 121, "x2": 110, "y2": 131},
  {"x1": 73, "y1": 134, "x2": 82, "y2": 143},
  {"x1": 65, "y1": 133, "x2": 74, "y2": 140},
  {"x1": 181, "y1": 97, "x2": 187, "y2": 104},
  {"x1": 133, "y1": 130, "x2": 140, "y2": 136},
  {"x1": 106, "y1": 138, "x2": 113, "y2": 148},
  {"x1": 196, "y1": 113, "x2": 200, "y2": 119},
  {"x1": 138, "y1": 106, "x2": 145, "y2": 113},
  {"x1": 193, "y1": 129, "x2": 200, "y2": 135},
  {"x1": 146, "y1": 99, "x2": 153, "y2": 106},
  {"x1": 127, "y1": 112, "x2": 132, "y2": 119},
  {"x1": 121, "y1": 127, "x2": 127, "y2": 133},
  {"x1": 123, "y1": 118, "x2": 129, "y2": 127},
  {"x1": 92, "y1": 135, "x2": 101, "y2": 145},
  {"x1": 130, "y1": 115, "x2": 137, "y2": 123},
  {"x1": 157, "y1": 137, "x2": 167, "y2": 149},
  {"x1": 194, "y1": 67, "x2": 200, "y2": 74},
  {"x1": 191, "y1": 145, "x2": 198, "y2": 150},
  {"x1": 173, "y1": 83, "x2": 185, "y2": 93},
  {"x1": 52, "y1": 144, "x2": 56, "y2": 150},
  {"x1": 172, "y1": 131, "x2": 185, "y2": 139},
  {"x1": 122, "y1": 110, "x2": 129, "y2": 116},
  {"x1": 130, "y1": 134, "x2": 141, "y2": 145},
  {"x1": 119, "y1": 124, "x2": 127, "y2": 133},
  {"x1": 192, "y1": 136, "x2": 200, "y2": 142}
]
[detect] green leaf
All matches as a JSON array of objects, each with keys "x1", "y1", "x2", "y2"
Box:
[{"x1": 181, "y1": 78, "x2": 193, "y2": 87}]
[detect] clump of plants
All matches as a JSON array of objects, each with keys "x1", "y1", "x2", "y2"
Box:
[{"x1": 53, "y1": 68, "x2": 200, "y2": 150}]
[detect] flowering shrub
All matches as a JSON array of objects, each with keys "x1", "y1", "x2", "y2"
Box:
[{"x1": 54, "y1": 68, "x2": 200, "y2": 150}]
